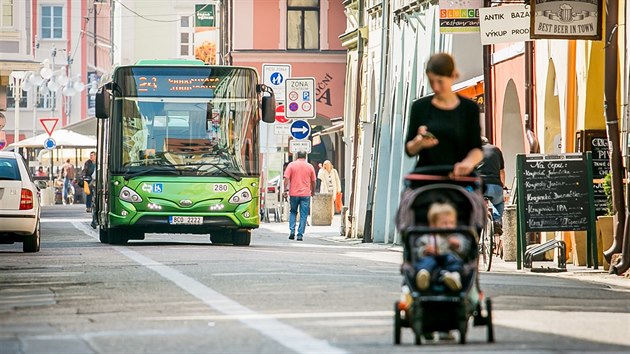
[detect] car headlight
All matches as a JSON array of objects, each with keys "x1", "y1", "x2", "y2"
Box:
[
  {"x1": 229, "y1": 188, "x2": 252, "y2": 204},
  {"x1": 119, "y1": 186, "x2": 143, "y2": 203}
]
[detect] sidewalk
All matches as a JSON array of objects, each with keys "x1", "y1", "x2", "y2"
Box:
[{"x1": 260, "y1": 216, "x2": 630, "y2": 290}]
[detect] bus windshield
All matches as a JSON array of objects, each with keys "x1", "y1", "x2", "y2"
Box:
[{"x1": 115, "y1": 67, "x2": 259, "y2": 176}]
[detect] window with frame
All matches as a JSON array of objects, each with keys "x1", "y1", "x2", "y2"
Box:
[
  {"x1": 38, "y1": 91, "x2": 54, "y2": 110},
  {"x1": 1, "y1": 0, "x2": 13, "y2": 27},
  {"x1": 41, "y1": 5, "x2": 63, "y2": 39},
  {"x1": 287, "y1": 0, "x2": 319, "y2": 50},
  {"x1": 179, "y1": 16, "x2": 194, "y2": 57},
  {"x1": 6, "y1": 87, "x2": 27, "y2": 109}
]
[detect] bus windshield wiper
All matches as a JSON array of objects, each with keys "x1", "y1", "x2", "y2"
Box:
[
  {"x1": 123, "y1": 158, "x2": 165, "y2": 167},
  {"x1": 169, "y1": 163, "x2": 243, "y2": 182},
  {"x1": 122, "y1": 166, "x2": 180, "y2": 180}
]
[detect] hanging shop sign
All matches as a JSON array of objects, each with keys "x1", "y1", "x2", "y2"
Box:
[
  {"x1": 194, "y1": 4, "x2": 218, "y2": 64},
  {"x1": 531, "y1": 0, "x2": 603, "y2": 40},
  {"x1": 439, "y1": 0, "x2": 482, "y2": 33},
  {"x1": 479, "y1": 4, "x2": 532, "y2": 45}
]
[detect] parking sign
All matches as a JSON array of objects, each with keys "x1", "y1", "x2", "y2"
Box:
[
  {"x1": 263, "y1": 64, "x2": 291, "y2": 102},
  {"x1": 285, "y1": 78, "x2": 316, "y2": 119}
]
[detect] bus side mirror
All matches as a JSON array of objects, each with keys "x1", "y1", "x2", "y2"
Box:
[
  {"x1": 261, "y1": 96, "x2": 276, "y2": 123},
  {"x1": 95, "y1": 87, "x2": 110, "y2": 119}
]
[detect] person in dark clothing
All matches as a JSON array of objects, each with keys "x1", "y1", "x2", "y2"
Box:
[
  {"x1": 477, "y1": 137, "x2": 505, "y2": 233},
  {"x1": 405, "y1": 53, "x2": 483, "y2": 176},
  {"x1": 83, "y1": 151, "x2": 96, "y2": 213}
]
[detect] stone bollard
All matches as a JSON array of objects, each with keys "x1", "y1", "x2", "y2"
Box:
[
  {"x1": 502, "y1": 204, "x2": 518, "y2": 262},
  {"x1": 311, "y1": 193, "x2": 333, "y2": 226}
]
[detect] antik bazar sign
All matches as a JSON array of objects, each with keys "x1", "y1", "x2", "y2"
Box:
[{"x1": 531, "y1": 0, "x2": 603, "y2": 40}]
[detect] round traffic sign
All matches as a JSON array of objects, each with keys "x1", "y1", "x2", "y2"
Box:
[
  {"x1": 290, "y1": 120, "x2": 311, "y2": 140},
  {"x1": 275, "y1": 104, "x2": 288, "y2": 124},
  {"x1": 288, "y1": 91, "x2": 299, "y2": 101},
  {"x1": 43, "y1": 137, "x2": 56, "y2": 150},
  {"x1": 301, "y1": 102, "x2": 312, "y2": 112},
  {"x1": 289, "y1": 102, "x2": 299, "y2": 112}
]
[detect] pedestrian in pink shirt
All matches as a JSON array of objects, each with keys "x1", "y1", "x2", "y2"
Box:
[{"x1": 283, "y1": 152, "x2": 316, "y2": 241}]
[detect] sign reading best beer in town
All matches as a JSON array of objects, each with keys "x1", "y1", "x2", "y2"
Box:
[
  {"x1": 439, "y1": 0, "x2": 482, "y2": 33},
  {"x1": 531, "y1": 0, "x2": 603, "y2": 40}
]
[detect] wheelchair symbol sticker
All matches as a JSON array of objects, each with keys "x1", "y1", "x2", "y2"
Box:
[{"x1": 141, "y1": 183, "x2": 163, "y2": 193}]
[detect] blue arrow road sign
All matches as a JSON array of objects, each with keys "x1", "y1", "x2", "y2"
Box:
[
  {"x1": 290, "y1": 120, "x2": 311, "y2": 140},
  {"x1": 43, "y1": 137, "x2": 56, "y2": 150}
]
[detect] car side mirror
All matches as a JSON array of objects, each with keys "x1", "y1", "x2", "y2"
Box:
[
  {"x1": 35, "y1": 180, "x2": 48, "y2": 189},
  {"x1": 261, "y1": 96, "x2": 276, "y2": 124}
]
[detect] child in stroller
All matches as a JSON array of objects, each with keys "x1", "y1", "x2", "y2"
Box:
[
  {"x1": 394, "y1": 167, "x2": 494, "y2": 345},
  {"x1": 414, "y1": 202, "x2": 471, "y2": 292}
]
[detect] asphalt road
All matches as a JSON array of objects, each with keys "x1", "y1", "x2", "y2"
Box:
[{"x1": 1, "y1": 205, "x2": 629, "y2": 354}]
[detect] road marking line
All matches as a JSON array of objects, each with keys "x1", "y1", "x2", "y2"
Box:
[
  {"x1": 41, "y1": 218, "x2": 92, "y2": 223},
  {"x1": 72, "y1": 222, "x2": 347, "y2": 354},
  {"x1": 142, "y1": 310, "x2": 392, "y2": 321}
]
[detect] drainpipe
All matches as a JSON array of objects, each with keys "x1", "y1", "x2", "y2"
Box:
[
  {"x1": 606, "y1": 0, "x2": 630, "y2": 275},
  {"x1": 482, "y1": 0, "x2": 493, "y2": 141},
  {"x1": 348, "y1": 1, "x2": 365, "y2": 239},
  {"x1": 364, "y1": 0, "x2": 390, "y2": 243},
  {"x1": 602, "y1": 0, "x2": 628, "y2": 274}
]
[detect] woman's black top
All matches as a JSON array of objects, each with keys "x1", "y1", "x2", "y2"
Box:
[{"x1": 405, "y1": 95, "x2": 482, "y2": 168}]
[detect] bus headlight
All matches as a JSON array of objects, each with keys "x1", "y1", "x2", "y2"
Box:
[
  {"x1": 229, "y1": 188, "x2": 252, "y2": 204},
  {"x1": 120, "y1": 186, "x2": 143, "y2": 203}
]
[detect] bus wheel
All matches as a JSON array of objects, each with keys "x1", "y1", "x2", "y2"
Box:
[
  {"x1": 109, "y1": 229, "x2": 129, "y2": 245},
  {"x1": 232, "y1": 230, "x2": 251, "y2": 246},
  {"x1": 99, "y1": 226, "x2": 110, "y2": 244},
  {"x1": 210, "y1": 232, "x2": 232, "y2": 244}
]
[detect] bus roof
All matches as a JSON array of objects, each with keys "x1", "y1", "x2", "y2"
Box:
[{"x1": 134, "y1": 59, "x2": 206, "y2": 66}]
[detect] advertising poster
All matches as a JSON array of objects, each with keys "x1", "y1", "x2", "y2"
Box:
[
  {"x1": 194, "y1": 4, "x2": 218, "y2": 65},
  {"x1": 439, "y1": 0, "x2": 483, "y2": 33},
  {"x1": 531, "y1": 0, "x2": 603, "y2": 40}
]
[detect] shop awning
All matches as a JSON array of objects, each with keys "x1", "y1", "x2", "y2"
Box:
[
  {"x1": 64, "y1": 117, "x2": 97, "y2": 136},
  {"x1": 453, "y1": 75, "x2": 484, "y2": 99},
  {"x1": 8, "y1": 130, "x2": 96, "y2": 149}
]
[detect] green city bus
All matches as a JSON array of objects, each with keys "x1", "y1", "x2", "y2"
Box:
[{"x1": 93, "y1": 59, "x2": 276, "y2": 246}]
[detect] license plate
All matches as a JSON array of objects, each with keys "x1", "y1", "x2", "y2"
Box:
[{"x1": 169, "y1": 216, "x2": 203, "y2": 225}]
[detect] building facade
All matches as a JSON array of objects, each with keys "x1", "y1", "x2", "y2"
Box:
[
  {"x1": 342, "y1": 0, "x2": 484, "y2": 242},
  {"x1": 0, "y1": 0, "x2": 105, "y2": 147}
]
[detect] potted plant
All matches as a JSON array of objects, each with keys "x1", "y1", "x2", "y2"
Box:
[{"x1": 596, "y1": 172, "x2": 615, "y2": 269}]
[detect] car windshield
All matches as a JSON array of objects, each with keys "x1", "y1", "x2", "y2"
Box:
[{"x1": 0, "y1": 158, "x2": 20, "y2": 181}]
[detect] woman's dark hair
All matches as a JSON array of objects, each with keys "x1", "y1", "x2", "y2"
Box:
[{"x1": 426, "y1": 53, "x2": 456, "y2": 77}]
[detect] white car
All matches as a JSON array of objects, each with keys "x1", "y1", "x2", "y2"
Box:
[{"x1": 0, "y1": 151, "x2": 41, "y2": 252}]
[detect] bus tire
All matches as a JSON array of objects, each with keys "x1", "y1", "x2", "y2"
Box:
[
  {"x1": 210, "y1": 232, "x2": 232, "y2": 244},
  {"x1": 99, "y1": 226, "x2": 110, "y2": 244},
  {"x1": 109, "y1": 228, "x2": 129, "y2": 245},
  {"x1": 232, "y1": 230, "x2": 251, "y2": 246}
]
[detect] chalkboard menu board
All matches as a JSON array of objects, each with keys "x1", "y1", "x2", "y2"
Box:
[
  {"x1": 576, "y1": 130, "x2": 611, "y2": 216},
  {"x1": 519, "y1": 154, "x2": 592, "y2": 232},
  {"x1": 516, "y1": 152, "x2": 598, "y2": 270}
]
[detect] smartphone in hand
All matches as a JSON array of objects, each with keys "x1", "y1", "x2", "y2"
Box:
[{"x1": 421, "y1": 131, "x2": 436, "y2": 139}]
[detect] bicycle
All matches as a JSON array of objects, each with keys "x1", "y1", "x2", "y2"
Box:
[{"x1": 479, "y1": 197, "x2": 494, "y2": 271}]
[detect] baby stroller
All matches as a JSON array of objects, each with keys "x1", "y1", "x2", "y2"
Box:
[{"x1": 393, "y1": 165, "x2": 494, "y2": 345}]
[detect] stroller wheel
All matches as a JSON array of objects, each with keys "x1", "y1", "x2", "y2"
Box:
[
  {"x1": 414, "y1": 331, "x2": 422, "y2": 345},
  {"x1": 458, "y1": 319, "x2": 468, "y2": 344},
  {"x1": 486, "y1": 298, "x2": 495, "y2": 343},
  {"x1": 394, "y1": 301, "x2": 402, "y2": 345}
]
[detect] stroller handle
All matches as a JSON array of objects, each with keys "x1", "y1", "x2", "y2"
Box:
[
  {"x1": 405, "y1": 226, "x2": 477, "y2": 237},
  {"x1": 407, "y1": 165, "x2": 481, "y2": 182}
]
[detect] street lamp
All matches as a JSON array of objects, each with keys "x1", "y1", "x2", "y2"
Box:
[{"x1": 8, "y1": 71, "x2": 29, "y2": 144}]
